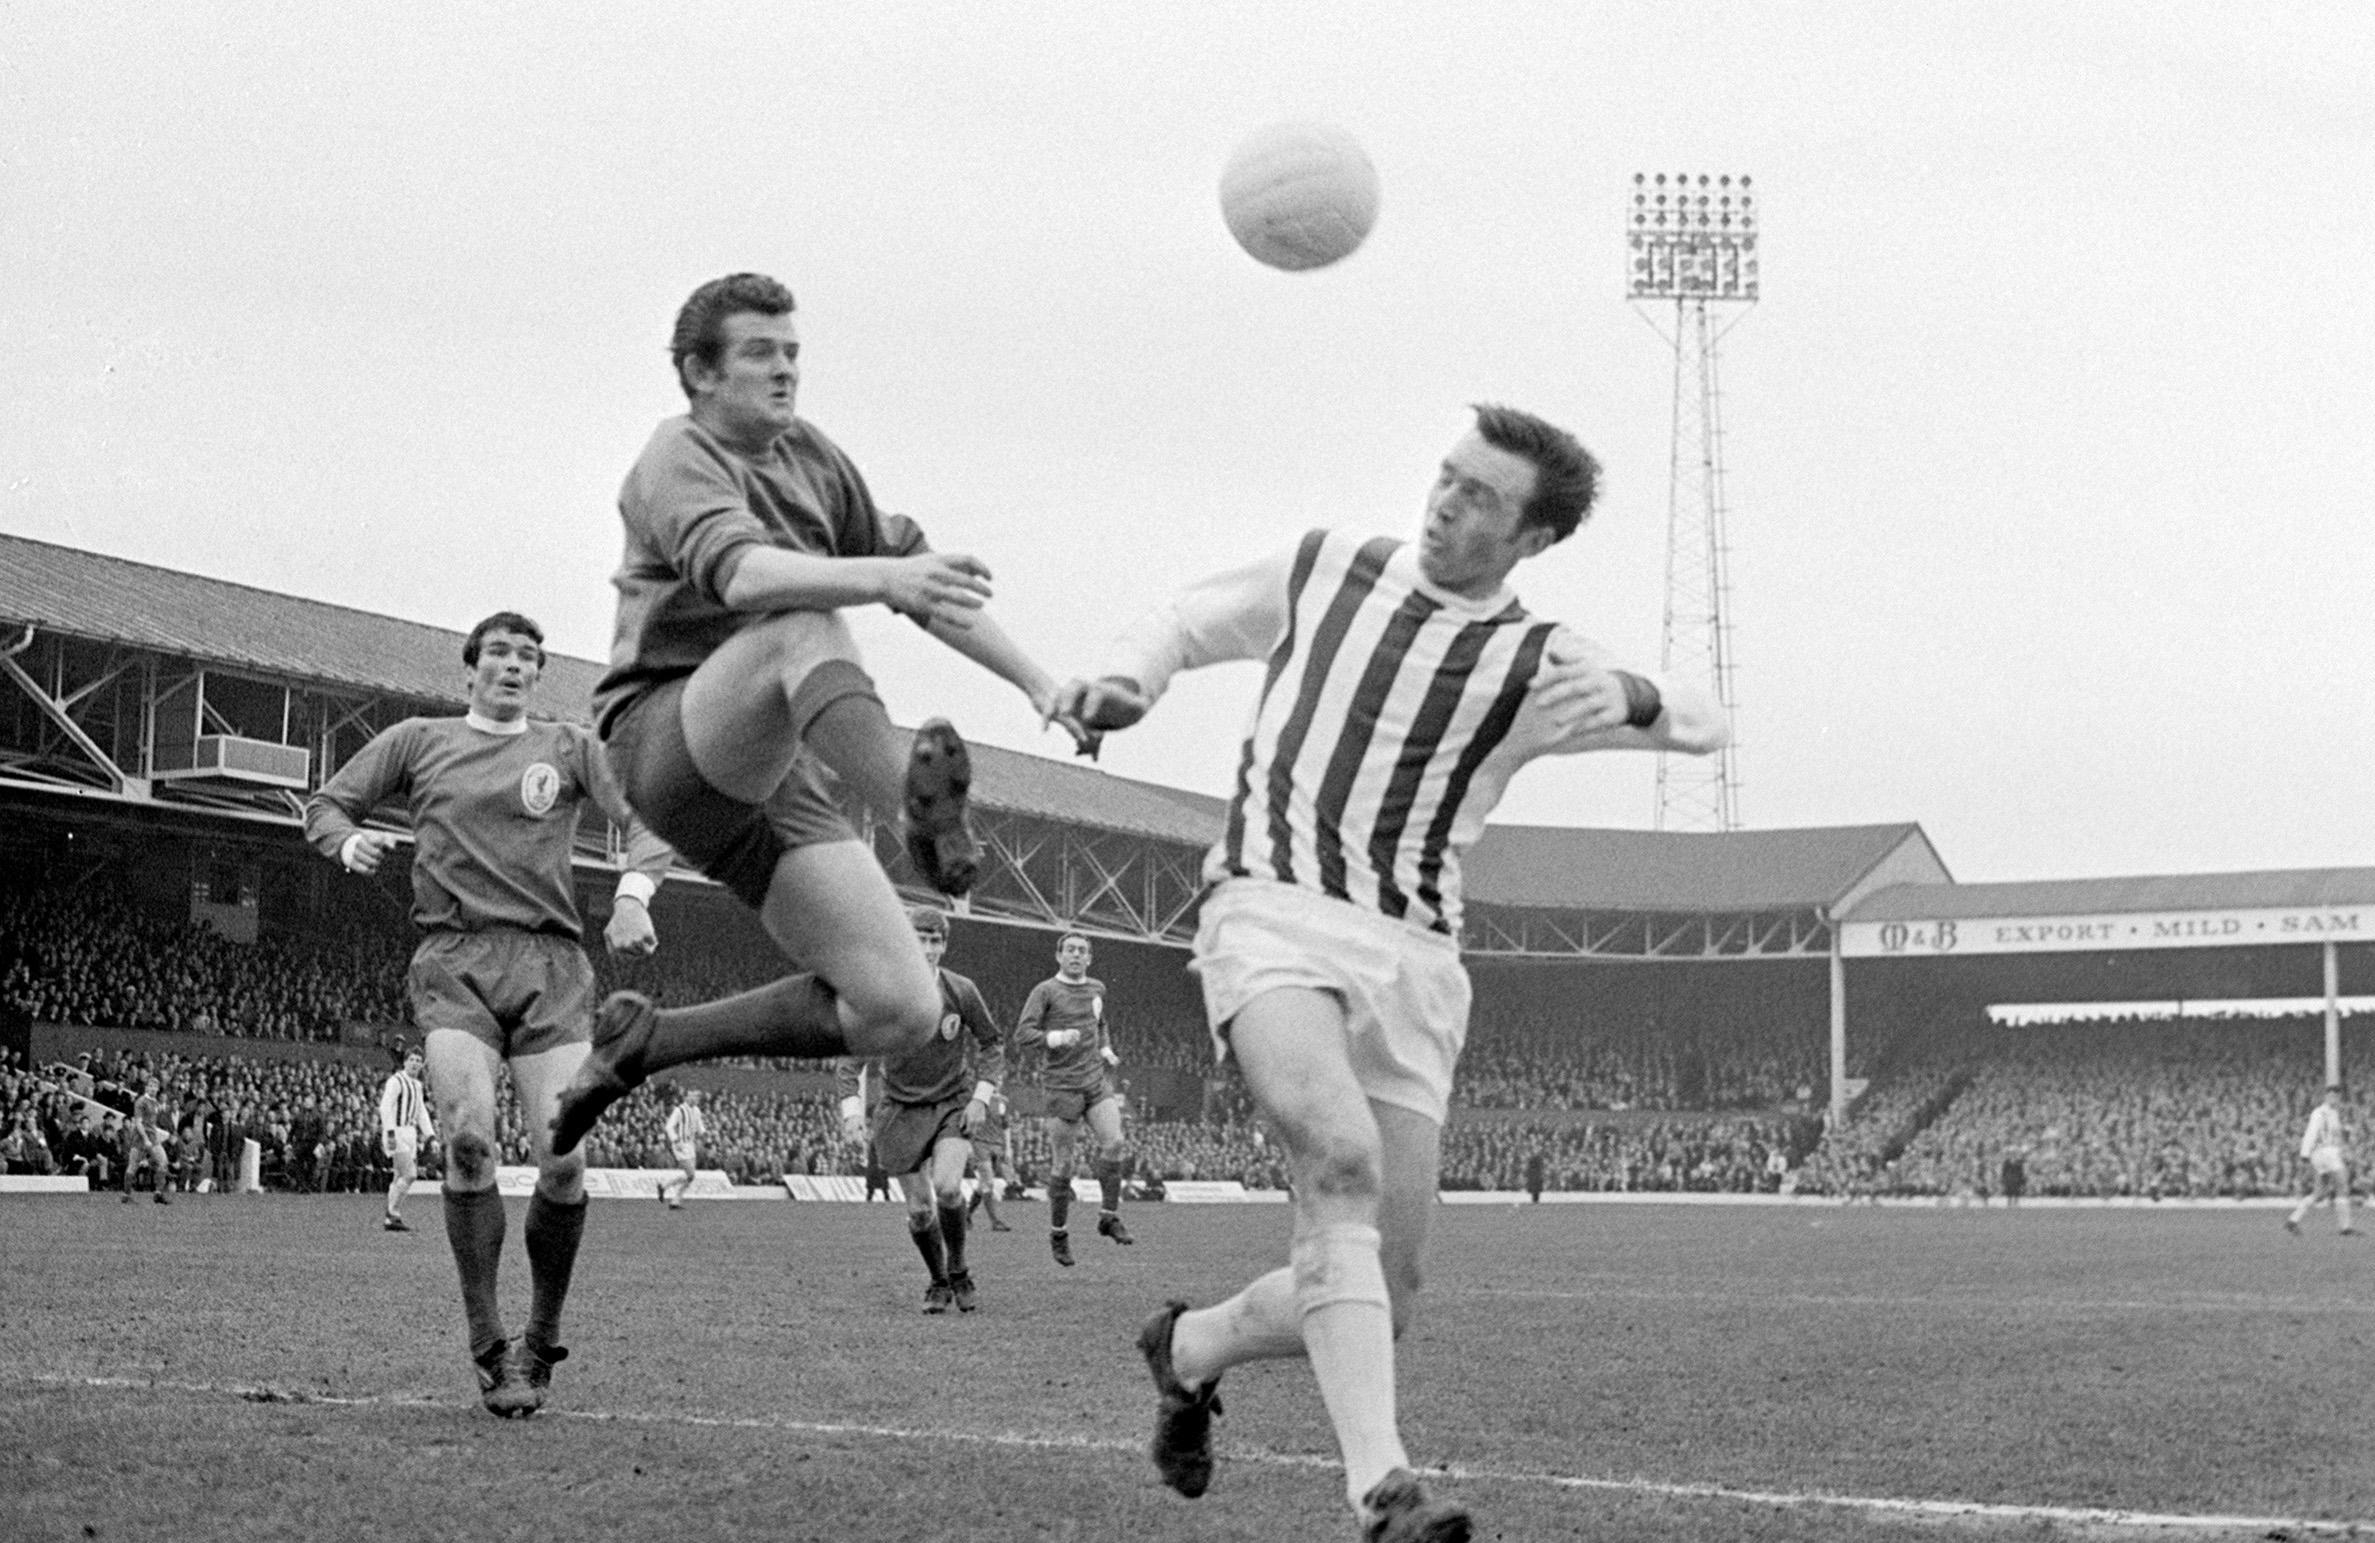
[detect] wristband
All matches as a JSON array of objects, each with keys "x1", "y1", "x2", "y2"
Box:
[
  {"x1": 1614, "y1": 671, "x2": 1664, "y2": 730},
  {"x1": 614, "y1": 872, "x2": 658, "y2": 907}
]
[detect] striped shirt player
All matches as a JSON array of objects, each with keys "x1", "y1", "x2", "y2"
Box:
[
  {"x1": 378, "y1": 1047, "x2": 435, "y2": 1229},
  {"x1": 834, "y1": 905, "x2": 1007, "y2": 1312},
  {"x1": 659, "y1": 1091, "x2": 708, "y2": 1209},
  {"x1": 303, "y1": 610, "x2": 672, "y2": 1419},
  {"x1": 1016, "y1": 934, "x2": 1134, "y2": 1261},
  {"x1": 2287, "y1": 1086, "x2": 2355, "y2": 1236},
  {"x1": 1066, "y1": 405, "x2": 1726, "y2": 1535}
]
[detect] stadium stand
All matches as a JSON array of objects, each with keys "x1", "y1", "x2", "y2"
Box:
[{"x1": 7, "y1": 533, "x2": 2375, "y2": 1204}]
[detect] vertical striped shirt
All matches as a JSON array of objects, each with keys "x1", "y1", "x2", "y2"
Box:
[
  {"x1": 379, "y1": 1071, "x2": 430, "y2": 1137},
  {"x1": 1108, "y1": 528, "x2": 1616, "y2": 937}
]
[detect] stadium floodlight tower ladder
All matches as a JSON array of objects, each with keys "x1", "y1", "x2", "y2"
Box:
[{"x1": 1626, "y1": 172, "x2": 1753, "y2": 832}]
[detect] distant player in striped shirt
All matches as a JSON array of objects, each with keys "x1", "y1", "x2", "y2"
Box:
[
  {"x1": 1015, "y1": 933, "x2": 1134, "y2": 1265},
  {"x1": 2285, "y1": 1084, "x2": 2355, "y2": 1236},
  {"x1": 1058, "y1": 404, "x2": 1727, "y2": 1541},
  {"x1": 659, "y1": 1089, "x2": 706, "y2": 1210},
  {"x1": 379, "y1": 1045, "x2": 435, "y2": 1229},
  {"x1": 306, "y1": 610, "x2": 672, "y2": 1420}
]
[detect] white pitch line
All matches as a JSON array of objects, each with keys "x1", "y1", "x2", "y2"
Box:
[
  {"x1": 1452, "y1": 1282, "x2": 2375, "y2": 1315},
  {"x1": 24, "y1": 1374, "x2": 2373, "y2": 1537}
]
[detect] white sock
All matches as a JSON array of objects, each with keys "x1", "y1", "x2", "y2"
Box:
[
  {"x1": 1172, "y1": 1267, "x2": 1302, "y2": 1387},
  {"x1": 1293, "y1": 1223, "x2": 1406, "y2": 1507}
]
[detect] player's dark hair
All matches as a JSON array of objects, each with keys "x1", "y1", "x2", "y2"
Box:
[
  {"x1": 1470, "y1": 403, "x2": 1601, "y2": 544},
  {"x1": 1059, "y1": 931, "x2": 1090, "y2": 950},
  {"x1": 908, "y1": 904, "x2": 950, "y2": 937},
  {"x1": 672, "y1": 273, "x2": 798, "y2": 400},
  {"x1": 462, "y1": 611, "x2": 544, "y2": 668}
]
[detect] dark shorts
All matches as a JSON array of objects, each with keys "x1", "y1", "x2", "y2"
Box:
[
  {"x1": 872, "y1": 1097, "x2": 971, "y2": 1177},
  {"x1": 408, "y1": 930, "x2": 595, "y2": 1060},
  {"x1": 1041, "y1": 1085, "x2": 1120, "y2": 1125},
  {"x1": 605, "y1": 676, "x2": 859, "y2": 910}
]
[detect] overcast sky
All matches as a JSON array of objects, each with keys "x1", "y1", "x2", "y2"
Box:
[{"x1": 5, "y1": 2, "x2": 2370, "y2": 884}]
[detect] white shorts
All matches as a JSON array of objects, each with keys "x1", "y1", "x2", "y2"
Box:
[
  {"x1": 2310, "y1": 1149, "x2": 2346, "y2": 1178},
  {"x1": 387, "y1": 1129, "x2": 419, "y2": 1165},
  {"x1": 1190, "y1": 878, "x2": 1470, "y2": 1124},
  {"x1": 671, "y1": 1141, "x2": 698, "y2": 1170}
]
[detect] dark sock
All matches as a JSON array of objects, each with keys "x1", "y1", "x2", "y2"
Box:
[
  {"x1": 1049, "y1": 1185, "x2": 1070, "y2": 1232},
  {"x1": 786, "y1": 659, "x2": 908, "y2": 827},
  {"x1": 649, "y1": 973, "x2": 848, "y2": 1067},
  {"x1": 442, "y1": 1187, "x2": 507, "y2": 1358},
  {"x1": 937, "y1": 1202, "x2": 969, "y2": 1278},
  {"x1": 1097, "y1": 1157, "x2": 1124, "y2": 1212},
  {"x1": 908, "y1": 1213, "x2": 947, "y2": 1284},
  {"x1": 523, "y1": 1192, "x2": 588, "y2": 1352}
]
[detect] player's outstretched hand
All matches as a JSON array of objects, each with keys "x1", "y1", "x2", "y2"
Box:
[
  {"x1": 604, "y1": 895, "x2": 659, "y2": 957},
  {"x1": 1050, "y1": 676, "x2": 1151, "y2": 739},
  {"x1": 882, "y1": 552, "x2": 993, "y2": 630}
]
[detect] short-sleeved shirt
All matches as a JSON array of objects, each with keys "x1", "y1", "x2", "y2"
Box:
[{"x1": 595, "y1": 415, "x2": 931, "y2": 738}]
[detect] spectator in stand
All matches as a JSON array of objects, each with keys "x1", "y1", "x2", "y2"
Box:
[{"x1": 3, "y1": 1107, "x2": 54, "y2": 1174}]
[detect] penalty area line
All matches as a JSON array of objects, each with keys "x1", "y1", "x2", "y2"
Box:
[{"x1": 27, "y1": 1374, "x2": 2371, "y2": 1537}]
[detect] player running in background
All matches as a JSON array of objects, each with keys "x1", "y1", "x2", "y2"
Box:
[
  {"x1": 378, "y1": 1044, "x2": 436, "y2": 1229},
  {"x1": 1058, "y1": 403, "x2": 1727, "y2": 1541},
  {"x1": 305, "y1": 610, "x2": 672, "y2": 1419},
  {"x1": 835, "y1": 905, "x2": 1008, "y2": 1313},
  {"x1": 2285, "y1": 1084, "x2": 2355, "y2": 1236},
  {"x1": 966, "y1": 1087, "x2": 1017, "y2": 1232},
  {"x1": 659, "y1": 1088, "x2": 707, "y2": 1209},
  {"x1": 550, "y1": 271, "x2": 1092, "y2": 1160},
  {"x1": 124, "y1": 1077, "x2": 173, "y2": 1205},
  {"x1": 1015, "y1": 932, "x2": 1134, "y2": 1266}
]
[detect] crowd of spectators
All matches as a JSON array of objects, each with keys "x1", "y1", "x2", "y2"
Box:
[
  {"x1": 1794, "y1": 1014, "x2": 2364, "y2": 1200},
  {"x1": 0, "y1": 1044, "x2": 405, "y2": 1194},
  {"x1": 1440, "y1": 1115, "x2": 1813, "y2": 1193},
  {"x1": 14, "y1": 873, "x2": 2367, "y2": 1203},
  {"x1": 0, "y1": 887, "x2": 411, "y2": 1042}
]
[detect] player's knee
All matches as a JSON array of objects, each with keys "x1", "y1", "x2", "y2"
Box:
[
  {"x1": 842, "y1": 970, "x2": 939, "y2": 1053},
  {"x1": 1294, "y1": 1130, "x2": 1382, "y2": 1203},
  {"x1": 538, "y1": 1146, "x2": 586, "y2": 1199},
  {"x1": 447, "y1": 1130, "x2": 499, "y2": 1186}
]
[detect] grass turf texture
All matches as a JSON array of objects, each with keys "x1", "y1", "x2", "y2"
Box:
[{"x1": 3, "y1": 1197, "x2": 2370, "y2": 1541}]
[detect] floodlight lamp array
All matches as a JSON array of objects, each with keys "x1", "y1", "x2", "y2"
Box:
[{"x1": 1628, "y1": 172, "x2": 1759, "y2": 301}]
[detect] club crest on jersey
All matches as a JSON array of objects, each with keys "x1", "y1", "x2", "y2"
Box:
[
  {"x1": 519, "y1": 762, "x2": 561, "y2": 817},
  {"x1": 939, "y1": 1011, "x2": 961, "y2": 1042}
]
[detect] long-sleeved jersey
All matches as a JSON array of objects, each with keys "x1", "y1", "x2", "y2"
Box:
[
  {"x1": 665, "y1": 1102, "x2": 708, "y2": 1151},
  {"x1": 1097, "y1": 528, "x2": 1724, "y2": 937},
  {"x1": 380, "y1": 1070, "x2": 433, "y2": 1139},
  {"x1": 837, "y1": 967, "x2": 1006, "y2": 1109},
  {"x1": 1015, "y1": 973, "x2": 1112, "y2": 1095},
  {"x1": 2302, "y1": 1102, "x2": 2348, "y2": 1160},
  {"x1": 303, "y1": 715, "x2": 669, "y2": 939},
  {"x1": 596, "y1": 414, "x2": 931, "y2": 738}
]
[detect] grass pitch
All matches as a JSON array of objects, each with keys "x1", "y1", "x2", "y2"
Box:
[{"x1": 4, "y1": 1195, "x2": 2371, "y2": 1542}]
